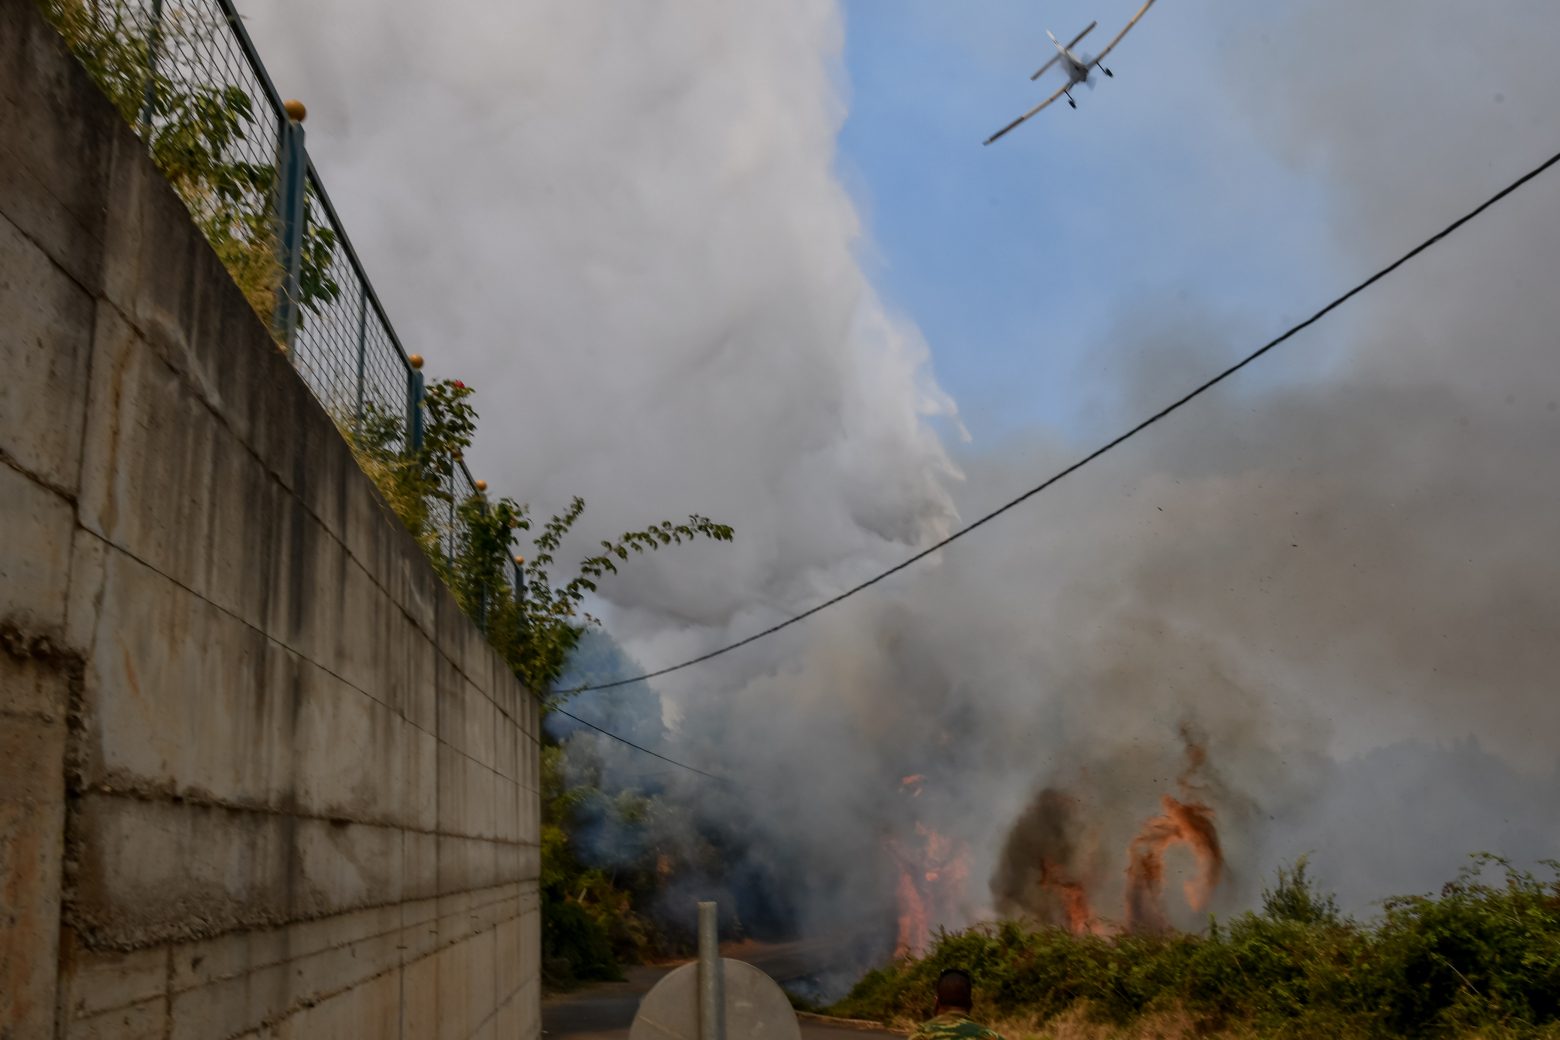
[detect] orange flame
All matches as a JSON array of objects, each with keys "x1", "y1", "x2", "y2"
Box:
[
  {"x1": 1120, "y1": 726, "x2": 1226, "y2": 932},
  {"x1": 995, "y1": 727, "x2": 1228, "y2": 937},
  {"x1": 893, "y1": 863, "x2": 927, "y2": 958},
  {"x1": 1124, "y1": 793, "x2": 1223, "y2": 933},
  {"x1": 889, "y1": 780, "x2": 971, "y2": 957},
  {"x1": 1038, "y1": 859, "x2": 1103, "y2": 935}
]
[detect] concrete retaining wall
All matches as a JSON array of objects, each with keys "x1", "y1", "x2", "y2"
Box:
[{"x1": 0, "y1": 2, "x2": 542, "y2": 1035}]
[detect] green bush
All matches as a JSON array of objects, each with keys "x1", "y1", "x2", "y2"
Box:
[
  {"x1": 1371, "y1": 856, "x2": 1560, "y2": 1035},
  {"x1": 542, "y1": 898, "x2": 622, "y2": 990},
  {"x1": 833, "y1": 857, "x2": 1560, "y2": 1039}
]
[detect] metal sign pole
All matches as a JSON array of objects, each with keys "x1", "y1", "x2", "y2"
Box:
[
  {"x1": 628, "y1": 903, "x2": 798, "y2": 1039},
  {"x1": 697, "y1": 902, "x2": 725, "y2": 1040}
]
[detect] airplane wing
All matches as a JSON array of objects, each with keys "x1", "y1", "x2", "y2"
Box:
[
  {"x1": 1066, "y1": 20, "x2": 1099, "y2": 51},
  {"x1": 984, "y1": 82, "x2": 1071, "y2": 145},
  {"x1": 1030, "y1": 52, "x2": 1063, "y2": 82},
  {"x1": 1091, "y1": 0, "x2": 1157, "y2": 66}
]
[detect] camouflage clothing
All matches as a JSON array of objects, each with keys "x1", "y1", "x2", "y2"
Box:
[{"x1": 908, "y1": 1011, "x2": 1006, "y2": 1040}]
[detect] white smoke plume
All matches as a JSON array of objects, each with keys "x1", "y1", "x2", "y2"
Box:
[
  {"x1": 244, "y1": 0, "x2": 962, "y2": 637},
  {"x1": 245, "y1": 0, "x2": 1560, "y2": 955}
]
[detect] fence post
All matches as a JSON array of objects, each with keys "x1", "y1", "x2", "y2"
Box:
[
  {"x1": 475, "y1": 490, "x2": 489, "y2": 630},
  {"x1": 138, "y1": 0, "x2": 165, "y2": 134},
  {"x1": 274, "y1": 101, "x2": 309, "y2": 352},
  {"x1": 446, "y1": 476, "x2": 456, "y2": 567},
  {"x1": 406, "y1": 355, "x2": 425, "y2": 452},
  {"x1": 512, "y1": 556, "x2": 525, "y2": 607},
  {"x1": 353, "y1": 284, "x2": 369, "y2": 420}
]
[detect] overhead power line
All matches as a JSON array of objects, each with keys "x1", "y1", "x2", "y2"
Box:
[
  {"x1": 571, "y1": 146, "x2": 1560, "y2": 696},
  {"x1": 549, "y1": 702, "x2": 733, "y2": 783}
]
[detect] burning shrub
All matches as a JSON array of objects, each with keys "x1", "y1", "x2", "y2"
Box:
[{"x1": 993, "y1": 725, "x2": 1232, "y2": 940}]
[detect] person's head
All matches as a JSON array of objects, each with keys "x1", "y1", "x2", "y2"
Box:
[{"x1": 934, "y1": 968, "x2": 974, "y2": 1015}]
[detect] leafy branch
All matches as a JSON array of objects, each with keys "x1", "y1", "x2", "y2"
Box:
[
  {"x1": 342, "y1": 378, "x2": 731, "y2": 698},
  {"x1": 555, "y1": 506, "x2": 734, "y2": 602}
]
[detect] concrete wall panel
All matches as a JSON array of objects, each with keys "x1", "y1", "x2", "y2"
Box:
[
  {"x1": 0, "y1": 213, "x2": 95, "y2": 492},
  {"x1": 0, "y1": 1, "x2": 112, "y2": 291},
  {"x1": 0, "y1": 460, "x2": 76, "y2": 630},
  {"x1": 0, "y1": 661, "x2": 70, "y2": 1037},
  {"x1": 0, "y1": 1, "x2": 542, "y2": 1035}
]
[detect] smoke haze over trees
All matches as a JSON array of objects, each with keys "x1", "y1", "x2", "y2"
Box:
[{"x1": 242, "y1": 0, "x2": 1560, "y2": 952}]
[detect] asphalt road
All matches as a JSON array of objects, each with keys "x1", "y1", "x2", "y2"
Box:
[{"x1": 541, "y1": 940, "x2": 905, "y2": 1040}]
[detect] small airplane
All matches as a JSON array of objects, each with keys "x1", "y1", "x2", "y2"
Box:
[{"x1": 984, "y1": 0, "x2": 1159, "y2": 145}]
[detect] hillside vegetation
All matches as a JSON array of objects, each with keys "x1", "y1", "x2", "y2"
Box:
[{"x1": 833, "y1": 857, "x2": 1560, "y2": 1039}]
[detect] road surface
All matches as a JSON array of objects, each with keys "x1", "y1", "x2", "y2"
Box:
[{"x1": 542, "y1": 940, "x2": 905, "y2": 1039}]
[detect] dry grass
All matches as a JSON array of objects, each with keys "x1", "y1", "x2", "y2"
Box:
[
  {"x1": 994, "y1": 1006, "x2": 1202, "y2": 1040},
  {"x1": 986, "y1": 1006, "x2": 1560, "y2": 1040}
]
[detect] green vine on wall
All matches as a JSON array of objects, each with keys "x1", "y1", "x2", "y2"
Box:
[
  {"x1": 41, "y1": 0, "x2": 339, "y2": 330},
  {"x1": 345, "y1": 380, "x2": 733, "y2": 697}
]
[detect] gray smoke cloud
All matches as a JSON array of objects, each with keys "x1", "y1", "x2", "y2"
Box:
[
  {"x1": 651, "y1": 0, "x2": 1560, "y2": 940},
  {"x1": 244, "y1": 0, "x2": 1560, "y2": 952}
]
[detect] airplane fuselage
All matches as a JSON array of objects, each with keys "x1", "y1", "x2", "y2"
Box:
[
  {"x1": 1058, "y1": 47, "x2": 1091, "y2": 85},
  {"x1": 1043, "y1": 31, "x2": 1099, "y2": 93}
]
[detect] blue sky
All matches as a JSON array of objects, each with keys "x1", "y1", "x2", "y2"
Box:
[{"x1": 835, "y1": 0, "x2": 1340, "y2": 449}]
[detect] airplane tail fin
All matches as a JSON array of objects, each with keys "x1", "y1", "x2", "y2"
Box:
[{"x1": 1032, "y1": 35, "x2": 1064, "y2": 80}]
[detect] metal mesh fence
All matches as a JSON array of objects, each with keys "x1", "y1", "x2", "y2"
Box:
[
  {"x1": 141, "y1": 0, "x2": 281, "y2": 210},
  {"x1": 49, "y1": 0, "x2": 509, "y2": 607}
]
